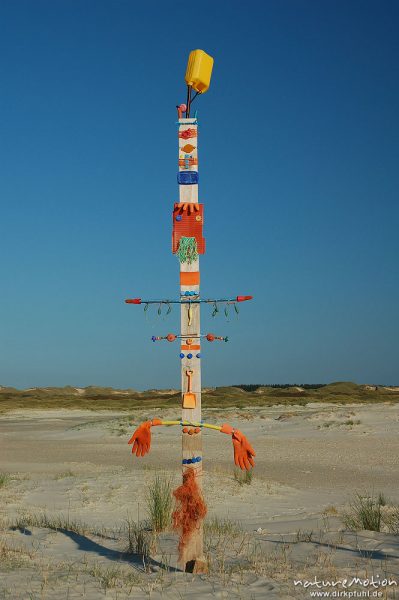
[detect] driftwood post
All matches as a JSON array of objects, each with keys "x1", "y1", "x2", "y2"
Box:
[
  {"x1": 177, "y1": 115, "x2": 205, "y2": 571},
  {"x1": 125, "y1": 50, "x2": 255, "y2": 573}
]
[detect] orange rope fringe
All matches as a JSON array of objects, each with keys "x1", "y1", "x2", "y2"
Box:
[{"x1": 172, "y1": 468, "x2": 207, "y2": 559}]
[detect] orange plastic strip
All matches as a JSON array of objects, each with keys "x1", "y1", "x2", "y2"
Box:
[
  {"x1": 179, "y1": 158, "x2": 198, "y2": 167},
  {"x1": 180, "y1": 272, "x2": 200, "y2": 285},
  {"x1": 181, "y1": 345, "x2": 201, "y2": 350}
]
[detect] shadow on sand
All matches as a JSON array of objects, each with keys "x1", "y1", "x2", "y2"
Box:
[{"x1": 59, "y1": 529, "x2": 181, "y2": 572}]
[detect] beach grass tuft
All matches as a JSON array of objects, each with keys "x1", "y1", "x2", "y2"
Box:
[
  {"x1": 234, "y1": 468, "x2": 253, "y2": 486},
  {"x1": 342, "y1": 492, "x2": 384, "y2": 532},
  {"x1": 0, "y1": 473, "x2": 10, "y2": 488},
  {"x1": 145, "y1": 473, "x2": 173, "y2": 532}
]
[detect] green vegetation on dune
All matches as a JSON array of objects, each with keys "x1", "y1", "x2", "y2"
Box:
[
  {"x1": 321, "y1": 381, "x2": 363, "y2": 394},
  {"x1": 234, "y1": 383, "x2": 326, "y2": 392},
  {"x1": 0, "y1": 382, "x2": 398, "y2": 413}
]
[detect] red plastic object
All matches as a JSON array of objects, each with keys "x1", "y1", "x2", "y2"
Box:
[
  {"x1": 167, "y1": 333, "x2": 177, "y2": 342},
  {"x1": 172, "y1": 203, "x2": 205, "y2": 255},
  {"x1": 206, "y1": 333, "x2": 215, "y2": 342},
  {"x1": 125, "y1": 298, "x2": 142, "y2": 304},
  {"x1": 177, "y1": 103, "x2": 187, "y2": 119},
  {"x1": 179, "y1": 128, "x2": 197, "y2": 140},
  {"x1": 236, "y1": 296, "x2": 253, "y2": 302}
]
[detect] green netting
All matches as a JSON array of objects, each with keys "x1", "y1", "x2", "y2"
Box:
[{"x1": 177, "y1": 237, "x2": 199, "y2": 265}]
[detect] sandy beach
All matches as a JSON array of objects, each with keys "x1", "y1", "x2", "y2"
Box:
[{"x1": 1, "y1": 403, "x2": 399, "y2": 598}]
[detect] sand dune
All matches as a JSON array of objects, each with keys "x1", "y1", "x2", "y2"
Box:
[{"x1": 0, "y1": 403, "x2": 398, "y2": 598}]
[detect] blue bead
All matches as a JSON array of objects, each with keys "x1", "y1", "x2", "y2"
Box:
[
  {"x1": 179, "y1": 353, "x2": 185, "y2": 358},
  {"x1": 184, "y1": 291, "x2": 190, "y2": 296},
  {"x1": 182, "y1": 459, "x2": 187, "y2": 465},
  {"x1": 176, "y1": 215, "x2": 182, "y2": 221},
  {"x1": 187, "y1": 353, "x2": 193, "y2": 359},
  {"x1": 151, "y1": 336, "x2": 156, "y2": 342},
  {"x1": 196, "y1": 353, "x2": 201, "y2": 358},
  {"x1": 186, "y1": 458, "x2": 192, "y2": 464},
  {"x1": 197, "y1": 457, "x2": 202, "y2": 462}
]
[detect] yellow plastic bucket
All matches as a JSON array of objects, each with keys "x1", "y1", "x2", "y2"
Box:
[{"x1": 185, "y1": 49, "x2": 214, "y2": 93}]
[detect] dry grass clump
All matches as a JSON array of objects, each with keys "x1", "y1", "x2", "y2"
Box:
[
  {"x1": 205, "y1": 516, "x2": 243, "y2": 538},
  {"x1": 382, "y1": 506, "x2": 399, "y2": 534},
  {"x1": 343, "y1": 492, "x2": 384, "y2": 531},
  {"x1": 0, "y1": 536, "x2": 35, "y2": 568},
  {"x1": 294, "y1": 529, "x2": 314, "y2": 543},
  {"x1": 0, "y1": 473, "x2": 10, "y2": 488},
  {"x1": 11, "y1": 511, "x2": 109, "y2": 538},
  {"x1": 323, "y1": 505, "x2": 338, "y2": 515},
  {"x1": 233, "y1": 468, "x2": 253, "y2": 486},
  {"x1": 145, "y1": 473, "x2": 173, "y2": 532},
  {"x1": 53, "y1": 470, "x2": 75, "y2": 480},
  {"x1": 342, "y1": 491, "x2": 399, "y2": 533},
  {"x1": 343, "y1": 419, "x2": 361, "y2": 426},
  {"x1": 85, "y1": 563, "x2": 141, "y2": 591},
  {"x1": 204, "y1": 516, "x2": 250, "y2": 574},
  {"x1": 123, "y1": 515, "x2": 152, "y2": 557},
  {"x1": 203, "y1": 517, "x2": 295, "y2": 583}
]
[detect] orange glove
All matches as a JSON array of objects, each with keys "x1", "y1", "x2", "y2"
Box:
[
  {"x1": 175, "y1": 202, "x2": 200, "y2": 215},
  {"x1": 128, "y1": 419, "x2": 162, "y2": 457},
  {"x1": 232, "y1": 429, "x2": 256, "y2": 471},
  {"x1": 220, "y1": 423, "x2": 234, "y2": 435}
]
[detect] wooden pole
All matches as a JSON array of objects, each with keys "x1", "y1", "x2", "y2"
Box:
[
  {"x1": 126, "y1": 53, "x2": 258, "y2": 574},
  {"x1": 126, "y1": 102, "x2": 253, "y2": 572},
  {"x1": 177, "y1": 118, "x2": 206, "y2": 572}
]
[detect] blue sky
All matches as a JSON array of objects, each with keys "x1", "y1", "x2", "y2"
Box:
[{"x1": 0, "y1": 0, "x2": 398, "y2": 389}]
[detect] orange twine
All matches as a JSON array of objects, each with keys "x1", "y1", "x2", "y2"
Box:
[{"x1": 172, "y1": 468, "x2": 207, "y2": 559}]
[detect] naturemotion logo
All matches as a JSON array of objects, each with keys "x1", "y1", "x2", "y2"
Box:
[{"x1": 293, "y1": 575, "x2": 397, "y2": 598}]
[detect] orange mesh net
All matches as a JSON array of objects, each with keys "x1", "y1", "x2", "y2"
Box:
[{"x1": 172, "y1": 468, "x2": 207, "y2": 558}]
